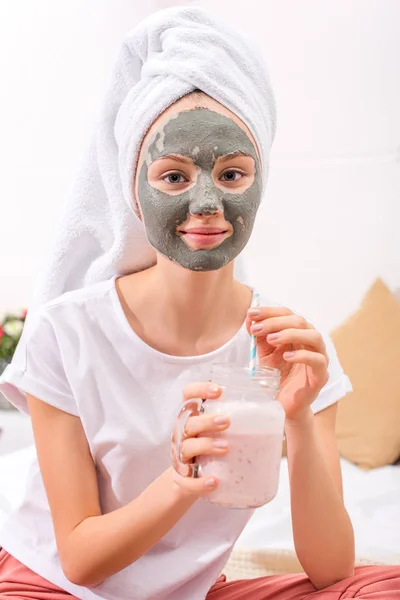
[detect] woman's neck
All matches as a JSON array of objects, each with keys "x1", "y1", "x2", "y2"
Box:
[{"x1": 116, "y1": 255, "x2": 252, "y2": 356}]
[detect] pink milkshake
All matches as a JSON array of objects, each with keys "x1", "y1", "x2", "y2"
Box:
[
  {"x1": 172, "y1": 365, "x2": 284, "y2": 508},
  {"x1": 197, "y1": 396, "x2": 285, "y2": 508}
]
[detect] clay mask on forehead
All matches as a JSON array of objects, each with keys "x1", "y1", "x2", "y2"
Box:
[{"x1": 137, "y1": 107, "x2": 263, "y2": 271}]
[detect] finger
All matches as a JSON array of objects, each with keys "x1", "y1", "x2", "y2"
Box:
[
  {"x1": 180, "y1": 436, "x2": 229, "y2": 462},
  {"x1": 184, "y1": 414, "x2": 230, "y2": 438},
  {"x1": 247, "y1": 306, "x2": 293, "y2": 321},
  {"x1": 249, "y1": 315, "x2": 310, "y2": 337},
  {"x1": 173, "y1": 470, "x2": 218, "y2": 496},
  {"x1": 183, "y1": 381, "x2": 222, "y2": 402},
  {"x1": 283, "y1": 349, "x2": 329, "y2": 382},
  {"x1": 246, "y1": 306, "x2": 292, "y2": 330},
  {"x1": 267, "y1": 328, "x2": 328, "y2": 360}
]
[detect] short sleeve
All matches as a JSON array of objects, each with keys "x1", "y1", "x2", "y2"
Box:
[
  {"x1": 0, "y1": 310, "x2": 78, "y2": 416},
  {"x1": 311, "y1": 331, "x2": 352, "y2": 414}
]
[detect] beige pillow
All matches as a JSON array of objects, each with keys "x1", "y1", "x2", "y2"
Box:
[{"x1": 332, "y1": 279, "x2": 400, "y2": 469}]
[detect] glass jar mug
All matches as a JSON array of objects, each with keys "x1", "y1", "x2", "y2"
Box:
[{"x1": 173, "y1": 364, "x2": 284, "y2": 509}]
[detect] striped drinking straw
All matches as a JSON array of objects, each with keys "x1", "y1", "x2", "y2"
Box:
[{"x1": 248, "y1": 293, "x2": 260, "y2": 376}]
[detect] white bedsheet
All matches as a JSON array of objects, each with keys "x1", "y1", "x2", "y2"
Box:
[
  {"x1": 0, "y1": 445, "x2": 36, "y2": 528},
  {"x1": 1, "y1": 448, "x2": 399, "y2": 563},
  {"x1": 237, "y1": 458, "x2": 400, "y2": 564}
]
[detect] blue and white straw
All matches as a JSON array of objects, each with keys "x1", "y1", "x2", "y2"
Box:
[{"x1": 248, "y1": 293, "x2": 260, "y2": 376}]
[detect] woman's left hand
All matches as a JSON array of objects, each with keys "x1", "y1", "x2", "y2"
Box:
[{"x1": 246, "y1": 306, "x2": 329, "y2": 422}]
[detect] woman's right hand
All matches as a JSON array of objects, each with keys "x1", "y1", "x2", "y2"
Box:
[{"x1": 171, "y1": 382, "x2": 230, "y2": 497}]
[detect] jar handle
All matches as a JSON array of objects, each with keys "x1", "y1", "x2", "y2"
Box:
[{"x1": 171, "y1": 399, "x2": 204, "y2": 478}]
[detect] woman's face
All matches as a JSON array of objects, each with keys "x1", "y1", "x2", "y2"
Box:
[{"x1": 135, "y1": 95, "x2": 262, "y2": 271}]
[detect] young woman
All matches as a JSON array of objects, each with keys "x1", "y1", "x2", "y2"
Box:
[{"x1": 0, "y1": 7, "x2": 399, "y2": 600}]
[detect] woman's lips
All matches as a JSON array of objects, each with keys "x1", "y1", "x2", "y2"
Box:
[{"x1": 178, "y1": 227, "x2": 230, "y2": 249}]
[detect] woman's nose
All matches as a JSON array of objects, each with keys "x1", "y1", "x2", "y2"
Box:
[
  {"x1": 189, "y1": 178, "x2": 224, "y2": 216},
  {"x1": 189, "y1": 201, "x2": 223, "y2": 217}
]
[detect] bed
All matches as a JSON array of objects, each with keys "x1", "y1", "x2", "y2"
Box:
[
  {"x1": 227, "y1": 457, "x2": 400, "y2": 578},
  {"x1": 0, "y1": 447, "x2": 399, "y2": 579}
]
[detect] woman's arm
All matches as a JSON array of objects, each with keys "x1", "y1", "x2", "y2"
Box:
[
  {"x1": 27, "y1": 384, "x2": 226, "y2": 588},
  {"x1": 28, "y1": 394, "x2": 196, "y2": 587},
  {"x1": 285, "y1": 403, "x2": 355, "y2": 590},
  {"x1": 27, "y1": 382, "x2": 229, "y2": 587},
  {"x1": 247, "y1": 305, "x2": 356, "y2": 589}
]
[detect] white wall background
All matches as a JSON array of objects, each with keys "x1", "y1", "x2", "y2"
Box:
[{"x1": 1, "y1": 0, "x2": 399, "y2": 330}]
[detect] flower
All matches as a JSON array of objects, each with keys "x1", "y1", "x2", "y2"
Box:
[
  {"x1": 0, "y1": 310, "x2": 25, "y2": 362},
  {"x1": 8, "y1": 308, "x2": 28, "y2": 320},
  {"x1": 3, "y1": 320, "x2": 24, "y2": 338}
]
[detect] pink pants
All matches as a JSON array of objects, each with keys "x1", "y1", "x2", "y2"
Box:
[{"x1": 1, "y1": 549, "x2": 399, "y2": 599}]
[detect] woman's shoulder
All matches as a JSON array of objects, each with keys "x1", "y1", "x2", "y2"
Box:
[
  {"x1": 4, "y1": 279, "x2": 119, "y2": 415},
  {"x1": 36, "y1": 278, "x2": 117, "y2": 318},
  {"x1": 20, "y1": 278, "x2": 118, "y2": 353}
]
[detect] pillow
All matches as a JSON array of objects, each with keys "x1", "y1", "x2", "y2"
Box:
[{"x1": 332, "y1": 279, "x2": 400, "y2": 469}]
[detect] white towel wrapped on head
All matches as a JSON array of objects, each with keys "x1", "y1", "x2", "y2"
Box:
[{"x1": 30, "y1": 5, "x2": 276, "y2": 309}]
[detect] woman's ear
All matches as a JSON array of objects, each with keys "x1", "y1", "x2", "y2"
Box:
[
  {"x1": 134, "y1": 192, "x2": 144, "y2": 221},
  {"x1": 133, "y1": 168, "x2": 144, "y2": 221},
  {"x1": 133, "y1": 135, "x2": 148, "y2": 221}
]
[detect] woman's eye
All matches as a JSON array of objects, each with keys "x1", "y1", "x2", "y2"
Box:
[
  {"x1": 220, "y1": 170, "x2": 243, "y2": 182},
  {"x1": 163, "y1": 173, "x2": 187, "y2": 184}
]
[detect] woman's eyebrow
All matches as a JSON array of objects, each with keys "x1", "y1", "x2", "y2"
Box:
[
  {"x1": 216, "y1": 151, "x2": 251, "y2": 164},
  {"x1": 156, "y1": 154, "x2": 194, "y2": 164}
]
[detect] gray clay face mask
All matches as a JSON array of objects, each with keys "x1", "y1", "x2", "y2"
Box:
[{"x1": 137, "y1": 107, "x2": 262, "y2": 271}]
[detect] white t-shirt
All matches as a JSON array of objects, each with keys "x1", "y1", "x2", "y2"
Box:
[{"x1": 0, "y1": 278, "x2": 351, "y2": 600}]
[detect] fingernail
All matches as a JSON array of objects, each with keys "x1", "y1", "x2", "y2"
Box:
[
  {"x1": 284, "y1": 351, "x2": 296, "y2": 359},
  {"x1": 248, "y1": 308, "x2": 260, "y2": 317},
  {"x1": 205, "y1": 477, "x2": 217, "y2": 488},
  {"x1": 214, "y1": 416, "x2": 229, "y2": 425},
  {"x1": 267, "y1": 333, "x2": 280, "y2": 341},
  {"x1": 213, "y1": 439, "x2": 228, "y2": 448},
  {"x1": 251, "y1": 323, "x2": 263, "y2": 333},
  {"x1": 208, "y1": 384, "x2": 220, "y2": 394}
]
